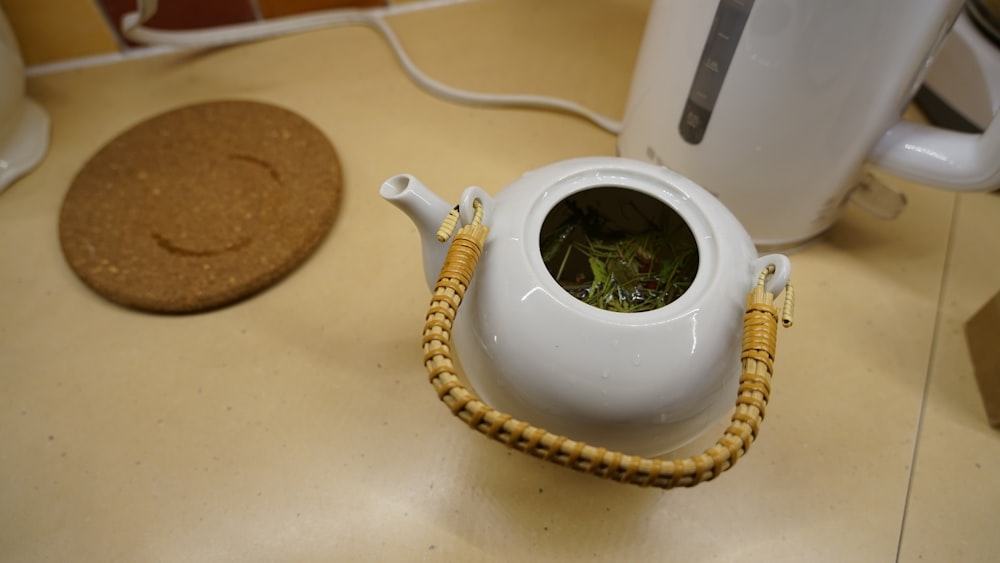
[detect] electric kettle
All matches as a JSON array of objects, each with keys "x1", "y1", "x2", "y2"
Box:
[{"x1": 619, "y1": 0, "x2": 1000, "y2": 247}]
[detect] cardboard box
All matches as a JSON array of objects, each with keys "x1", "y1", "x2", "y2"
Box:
[{"x1": 966, "y1": 290, "x2": 1000, "y2": 427}]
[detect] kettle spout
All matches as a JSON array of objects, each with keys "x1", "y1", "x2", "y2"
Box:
[{"x1": 380, "y1": 174, "x2": 454, "y2": 291}]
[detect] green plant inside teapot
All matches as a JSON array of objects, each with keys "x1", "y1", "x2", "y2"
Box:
[{"x1": 539, "y1": 187, "x2": 699, "y2": 313}]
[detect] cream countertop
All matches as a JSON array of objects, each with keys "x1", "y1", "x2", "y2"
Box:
[{"x1": 1, "y1": 0, "x2": 999, "y2": 561}]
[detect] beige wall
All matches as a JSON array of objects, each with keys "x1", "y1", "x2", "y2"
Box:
[{"x1": 1, "y1": 0, "x2": 119, "y2": 66}]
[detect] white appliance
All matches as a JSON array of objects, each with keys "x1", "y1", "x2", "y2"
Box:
[
  {"x1": 618, "y1": 0, "x2": 1000, "y2": 247},
  {"x1": 919, "y1": 7, "x2": 1000, "y2": 132},
  {"x1": 0, "y1": 7, "x2": 49, "y2": 193},
  {"x1": 0, "y1": 8, "x2": 49, "y2": 192}
]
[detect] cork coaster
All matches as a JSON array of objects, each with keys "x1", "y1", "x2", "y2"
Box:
[{"x1": 59, "y1": 100, "x2": 342, "y2": 313}]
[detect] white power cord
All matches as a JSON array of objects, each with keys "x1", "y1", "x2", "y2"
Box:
[{"x1": 121, "y1": 0, "x2": 624, "y2": 134}]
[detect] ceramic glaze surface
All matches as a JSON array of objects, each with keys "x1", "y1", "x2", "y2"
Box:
[
  {"x1": 619, "y1": 0, "x2": 999, "y2": 247},
  {"x1": 383, "y1": 157, "x2": 790, "y2": 455},
  {"x1": 0, "y1": 7, "x2": 50, "y2": 192}
]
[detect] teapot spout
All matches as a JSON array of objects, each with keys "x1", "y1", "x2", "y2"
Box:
[{"x1": 380, "y1": 174, "x2": 453, "y2": 291}]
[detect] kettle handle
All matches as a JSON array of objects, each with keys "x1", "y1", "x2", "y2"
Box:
[
  {"x1": 422, "y1": 214, "x2": 792, "y2": 489},
  {"x1": 868, "y1": 108, "x2": 1000, "y2": 191}
]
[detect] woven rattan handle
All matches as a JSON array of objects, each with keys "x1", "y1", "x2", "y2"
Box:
[{"x1": 422, "y1": 220, "x2": 786, "y2": 489}]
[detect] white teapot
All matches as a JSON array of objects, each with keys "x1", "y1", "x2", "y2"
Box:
[{"x1": 382, "y1": 157, "x2": 792, "y2": 486}]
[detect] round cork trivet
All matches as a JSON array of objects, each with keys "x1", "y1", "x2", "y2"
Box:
[{"x1": 59, "y1": 100, "x2": 342, "y2": 313}]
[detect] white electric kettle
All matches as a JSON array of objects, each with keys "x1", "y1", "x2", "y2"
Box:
[{"x1": 619, "y1": 0, "x2": 1000, "y2": 247}]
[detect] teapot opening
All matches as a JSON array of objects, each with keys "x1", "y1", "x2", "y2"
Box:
[{"x1": 538, "y1": 186, "x2": 699, "y2": 313}]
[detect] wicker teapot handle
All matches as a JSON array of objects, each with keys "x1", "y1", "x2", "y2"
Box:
[{"x1": 422, "y1": 215, "x2": 791, "y2": 489}]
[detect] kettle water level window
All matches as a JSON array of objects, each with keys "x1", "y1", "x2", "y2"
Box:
[
  {"x1": 679, "y1": 0, "x2": 755, "y2": 144},
  {"x1": 539, "y1": 187, "x2": 699, "y2": 313}
]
